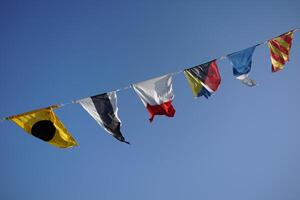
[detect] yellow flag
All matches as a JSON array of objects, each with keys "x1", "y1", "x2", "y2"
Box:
[
  {"x1": 184, "y1": 70, "x2": 203, "y2": 97},
  {"x1": 8, "y1": 105, "x2": 78, "y2": 148}
]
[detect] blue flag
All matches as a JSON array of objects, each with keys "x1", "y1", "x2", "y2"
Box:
[{"x1": 227, "y1": 46, "x2": 257, "y2": 87}]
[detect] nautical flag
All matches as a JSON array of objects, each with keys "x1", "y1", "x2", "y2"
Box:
[
  {"x1": 268, "y1": 31, "x2": 294, "y2": 72},
  {"x1": 133, "y1": 74, "x2": 176, "y2": 122},
  {"x1": 7, "y1": 105, "x2": 77, "y2": 148},
  {"x1": 77, "y1": 92, "x2": 129, "y2": 144},
  {"x1": 184, "y1": 60, "x2": 221, "y2": 98},
  {"x1": 227, "y1": 46, "x2": 257, "y2": 87}
]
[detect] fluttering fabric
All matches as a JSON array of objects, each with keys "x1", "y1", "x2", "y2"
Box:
[
  {"x1": 77, "y1": 92, "x2": 129, "y2": 144},
  {"x1": 132, "y1": 74, "x2": 175, "y2": 122},
  {"x1": 227, "y1": 46, "x2": 257, "y2": 87},
  {"x1": 8, "y1": 105, "x2": 78, "y2": 148},
  {"x1": 184, "y1": 60, "x2": 221, "y2": 98},
  {"x1": 268, "y1": 31, "x2": 294, "y2": 72},
  {"x1": 4, "y1": 29, "x2": 299, "y2": 148}
]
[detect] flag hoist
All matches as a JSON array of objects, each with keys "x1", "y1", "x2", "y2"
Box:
[{"x1": 1, "y1": 28, "x2": 298, "y2": 147}]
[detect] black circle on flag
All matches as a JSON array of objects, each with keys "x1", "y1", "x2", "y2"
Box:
[{"x1": 31, "y1": 120, "x2": 56, "y2": 142}]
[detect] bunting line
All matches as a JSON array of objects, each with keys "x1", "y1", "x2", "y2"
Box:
[
  {"x1": 0, "y1": 118, "x2": 6, "y2": 122},
  {"x1": 46, "y1": 27, "x2": 300, "y2": 103},
  {"x1": 1, "y1": 28, "x2": 298, "y2": 121}
]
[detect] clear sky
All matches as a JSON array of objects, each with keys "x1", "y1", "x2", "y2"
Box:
[{"x1": 0, "y1": 0, "x2": 300, "y2": 199}]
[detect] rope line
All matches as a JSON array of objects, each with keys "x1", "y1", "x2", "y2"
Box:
[{"x1": 0, "y1": 28, "x2": 297, "y2": 121}]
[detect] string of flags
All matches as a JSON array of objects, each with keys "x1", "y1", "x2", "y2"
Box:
[{"x1": 1, "y1": 29, "x2": 299, "y2": 148}]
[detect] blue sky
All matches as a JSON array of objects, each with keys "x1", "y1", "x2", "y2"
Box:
[{"x1": 0, "y1": 0, "x2": 300, "y2": 199}]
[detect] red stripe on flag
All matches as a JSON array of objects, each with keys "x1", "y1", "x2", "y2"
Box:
[
  {"x1": 204, "y1": 61, "x2": 221, "y2": 91},
  {"x1": 270, "y1": 49, "x2": 286, "y2": 65},
  {"x1": 280, "y1": 34, "x2": 292, "y2": 44},
  {"x1": 146, "y1": 100, "x2": 176, "y2": 122},
  {"x1": 269, "y1": 40, "x2": 289, "y2": 55}
]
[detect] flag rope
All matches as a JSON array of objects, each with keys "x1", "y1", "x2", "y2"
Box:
[
  {"x1": 115, "y1": 85, "x2": 132, "y2": 93},
  {"x1": 0, "y1": 118, "x2": 6, "y2": 122},
  {"x1": 1, "y1": 28, "x2": 298, "y2": 121},
  {"x1": 66, "y1": 27, "x2": 300, "y2": 103}
]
